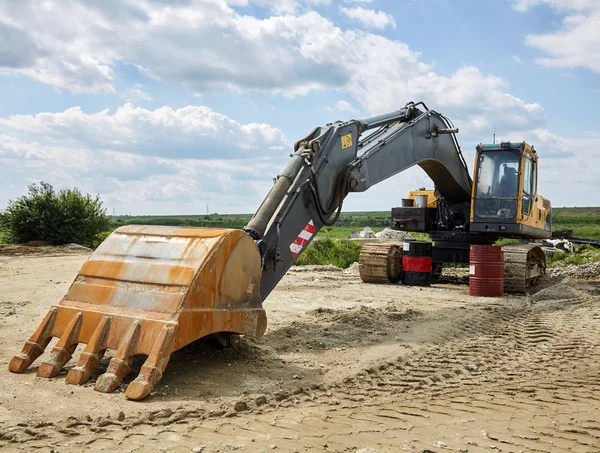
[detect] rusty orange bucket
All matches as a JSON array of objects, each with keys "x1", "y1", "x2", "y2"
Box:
[{"x1": 9, "y1": 225, "x2": 266, "y2": 400}]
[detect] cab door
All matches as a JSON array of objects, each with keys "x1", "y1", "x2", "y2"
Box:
[{"x1": 520, "y1": 149, "x2": 536, "y2": 220}]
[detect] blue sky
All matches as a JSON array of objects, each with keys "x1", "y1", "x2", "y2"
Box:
[{"x1": 1, "y1": 0, "x2": 598, "y2": 215}]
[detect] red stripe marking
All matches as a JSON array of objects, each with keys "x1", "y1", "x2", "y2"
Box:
[
  {"x1": 290, "y1": 220, "x2": 315, "y2": 258},
  {"x1": 403, "y1": 256, "x2": 433, "y2": 272},
  {"x1": 293, "y1": 237, "x2": 308, "y2": 247}
]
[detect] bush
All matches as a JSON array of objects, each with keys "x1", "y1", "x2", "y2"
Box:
[
  {"x1": 0, "y1": 227, "x2": 8, "y2": 244},
  {"x1": 1, "y1": 182, "x2": 112, "y2": 248},
  {"x1": 91, "y1": 230, "x2": 115, "y2": 249},
  {"x1": 295, "y1": 238, "x2": 362, "y2": 268}
]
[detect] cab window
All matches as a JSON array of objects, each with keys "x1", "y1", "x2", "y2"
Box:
[
  {"x1": 473, "y1": 150, "x2": 520, "y2": 220},
  {"x1": 521, "y1": 156, "x2": 533, "y2": 216}
]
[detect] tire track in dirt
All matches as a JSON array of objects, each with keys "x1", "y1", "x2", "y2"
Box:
[{"x1": 1, "y1": 282, "x2": 599, "y2": 452}]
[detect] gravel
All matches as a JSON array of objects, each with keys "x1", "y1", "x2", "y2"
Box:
[
  {"x1": 549, "y1": 262, "x2": 600, "y2": 280},
  {"x1": 375, "y1": 228, "x2": 414, "y2": 241},
  {"x1": 290, "y1": 264, "x2": 342, "y2": 273}
]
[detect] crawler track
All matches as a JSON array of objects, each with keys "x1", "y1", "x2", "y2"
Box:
[
  {"x1": 358, "y1": 242, "x2": 403, "y2": 283},
  {"x1": 503, "y1": 243, "x2": 546, "y2": 293},
  {"x1": 359, "y1": 242, "x2": 547, "y2": 294}
]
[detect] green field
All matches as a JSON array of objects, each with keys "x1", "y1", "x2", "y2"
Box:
[
  {"x1": 111, "y1": 212, "x2": 392, "y2": 240},
  {"x1": 3, "y1": 208, "x2": 599, "y2": 269},
  {"x1": 551, "y1": 207, "x2": 600, "y2": 240},
  {"x1": 112, "y1": 207, "x2": 600, "y2": 240},
  {"x1": 3, "y1": 208, "x2": 598, "y2": 244}
]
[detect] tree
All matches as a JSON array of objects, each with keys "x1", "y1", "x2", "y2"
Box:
[{"x1": 1, "y1": 182, "x2": 112, "y2": 247}]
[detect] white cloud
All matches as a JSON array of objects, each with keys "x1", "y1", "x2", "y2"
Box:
[
  {"x1": 512, "y1": 0, "x2": 595, "y2": 12},
  {"x1": 513, "y1": 0, "x2": 600, "y2": 73},
  {"x1": 0, "y1": 103, "x2": 290, "y2": 214},
  {"x1": 0, "y1": 104, "x2": 289, "y2": 159},
  {"x1": 0, "y1": 1, "x2": 543, "y2": 135},
  {"x1": 499, "y1": 128, "x2": 600, "y2": 206},
  {"x1": 511, "y1": 55, "x2": 522, "y2": 63},
  {"x1": 335, "y1": 100, "x2": 358, "y2": 114},
  {"x1": 0, "y1": 1, "x2": 568, "y2": 211},
  {"x1": 0, "y1": 4, "x2": 116, "y2": 93},
  {"x1": 252, "y1": 0, "x2": 299, "y2": 14},
  {"x1": 122, "y1": 85, "x2": 153, "y2": 102},
  {"x1": 340, "y1": 6, "x2": 396, "y2": 29},
  {"x1": 0, "y1": 136, "x2": 278, "y2": 214},
  {"x1": 350, "y1": 65, "x2": 545, "y2": 138}
]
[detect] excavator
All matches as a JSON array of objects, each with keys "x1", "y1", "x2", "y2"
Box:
[
  {"x1": 358, "y1": 120, "x2": 550, "y2": 291},
  {"x1": 9, "y1": 101, "x2": 551, "y2": 400}
]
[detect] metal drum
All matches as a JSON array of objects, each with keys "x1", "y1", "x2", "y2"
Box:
[
  {"x1": 402, "y1": 240, "x2": 432, "y2": 286},
  {"x1": 469, "y1": 245, "x2": 504, "y2": 297}
]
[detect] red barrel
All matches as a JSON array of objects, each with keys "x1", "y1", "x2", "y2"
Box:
[{"x1": 469, "y1": 245, "x2": 504, "y2": 297}]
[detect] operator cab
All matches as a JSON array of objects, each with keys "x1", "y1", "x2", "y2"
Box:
[{"x1": 470, "y1": 141, "x2": 551, "y2": 238}]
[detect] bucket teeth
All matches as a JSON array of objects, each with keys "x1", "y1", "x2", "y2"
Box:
[
  {"x1": 94, "y1": 320, "x2": 141, "y2": 394},
  {"x1": 126, "y1": 325, "x2": 174, "y2": 400},
  {"x1": 37, "y1": 312, "x2": 83, "y2": 378},
  {"x1": 9, "y1": 308, "x2": 57, "y2": 373},
  {"x1": 66, "y1": 316, "x2": 111, "y2": 385}
]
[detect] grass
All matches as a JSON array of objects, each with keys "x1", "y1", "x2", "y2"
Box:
[
  {"x1": 551, "y1": 207, "x2": 600, "y2": 240},
  {"x1": 295, "y1": 238, "x2": 361, "y2": 269},
  {"x1": 317, "y1": 226, "x2": 358, "y2": 239},
  {"x1": 552, "y1": 217, "x2": 600, "y2": 240},
  {"x1": 547, "y1": 244, "x2": 600, "y2": 268}
]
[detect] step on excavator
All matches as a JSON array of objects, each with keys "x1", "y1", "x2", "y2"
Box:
[{"x1": 9, "y1": 101, "x2": 551, "y2": 399}]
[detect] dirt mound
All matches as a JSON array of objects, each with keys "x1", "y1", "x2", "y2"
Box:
[
  {"x1": 59, "y1": 243, "x2": 93, "y2": 252},
  {"x1": 342, "y1": 262, "x2": 360, "y2": 276},
  {"x1": 266, "y1": 304, "x2": 423, "y2": 353},
  {"x1": 530, "y1": 283, "x2": 582, "y2": 302},
  {"x1": 0, "y1": 243, "x2": 92, "y2": 257}
]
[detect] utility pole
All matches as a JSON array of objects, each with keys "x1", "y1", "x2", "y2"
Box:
[{"x1": 206, "y1": 204, "x2": 209, "y2": 215}]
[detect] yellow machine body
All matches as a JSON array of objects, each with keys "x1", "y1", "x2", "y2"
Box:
[{"x1": 406, "y1": 188, "x2": 438, "y2": 208}]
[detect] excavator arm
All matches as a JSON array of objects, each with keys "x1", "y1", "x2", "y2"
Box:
[
  {"x1": 246, "y1": 102, "x2": 472, "y2": 300},
  {"x1": 10, "y1": 101, "x2": 477, "y2": 400}
]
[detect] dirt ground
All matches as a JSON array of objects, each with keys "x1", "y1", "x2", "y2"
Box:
[{"x1": 0, "y1": 251, "x2": 599, "y2": 452}]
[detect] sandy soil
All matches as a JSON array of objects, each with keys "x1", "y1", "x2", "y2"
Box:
[{"x1": 0, "y1": 252, "x2": 599, "y2": 452}]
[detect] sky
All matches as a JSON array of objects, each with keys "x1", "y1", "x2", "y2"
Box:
[{"x1": 1, "y1": 0, "x2": 599, "y2": 215}]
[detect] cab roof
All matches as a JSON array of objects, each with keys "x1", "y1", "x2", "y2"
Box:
[{"x1": 478, "y1": 141, "x2": 525, "y2": 150}]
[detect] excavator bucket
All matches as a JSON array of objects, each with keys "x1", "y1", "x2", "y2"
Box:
[{"x1": 8, "y1": 225, "x2": 266, "y2": 400}]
